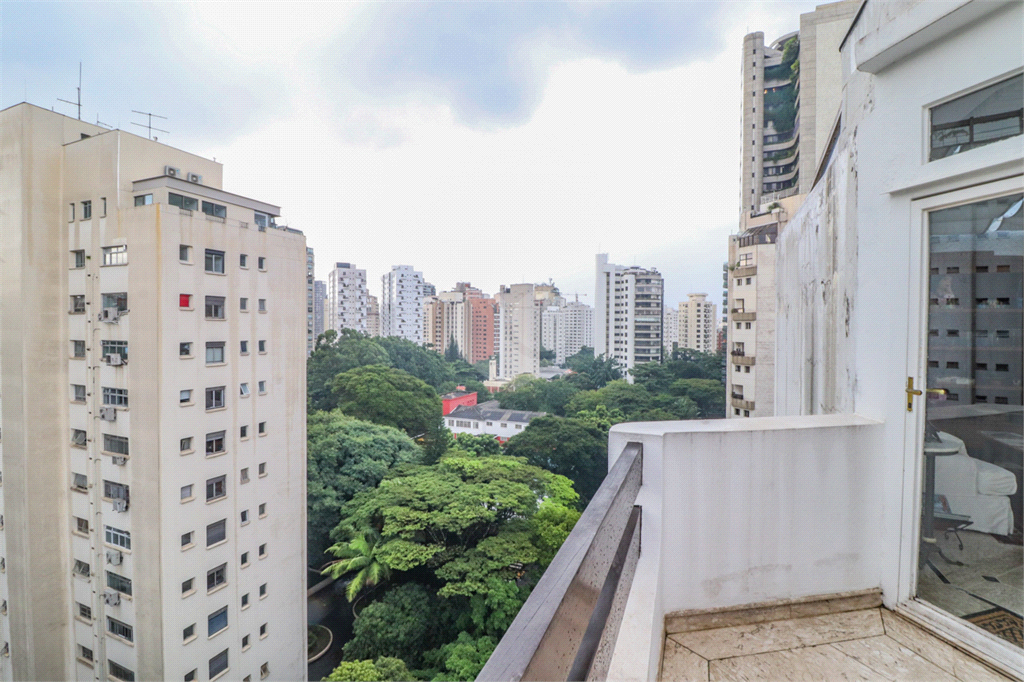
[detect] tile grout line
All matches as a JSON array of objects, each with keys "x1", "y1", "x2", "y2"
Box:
[{"x1": 694, "y1": 629, "x2": 887, "y2": 664}]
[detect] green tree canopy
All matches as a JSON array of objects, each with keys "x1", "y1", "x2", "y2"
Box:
[
  {"x1": 497, "y1": 375, "x2": 580, "y2": 416},
  {"x1": 564, "y1": 347, "x2": 621, "y2": 387},
  {"x1": 376, "y1": 336, "x2": 455, "y2": 388},
  {"x1": 332, "y1": 365, "x2": 442, "y2": 438},
  {"x1": 670, "y1": 378, "x2": 726, "y2": 417},
  {"x1": 504, "y1": 416, "x2": 608, "y2": 505},
  {"x1": 450, "y1": 433, "x2": 502, "y2": 457},
  {"x1": 444, "y1": 335, "x2": 462, "y2": 363},
  {"x1": 308, "y1": 329, "x2": 391, "y2": 411},
  {"x1": 425, "y1": 632, "x2": 497, "y2": 682},
  {"x1": 307, "y1": 412, "x2": 422, "y2": 565}
]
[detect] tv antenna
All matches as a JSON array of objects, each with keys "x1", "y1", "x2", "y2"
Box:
[
  {"x1": 95, "y1": 114, "x2": 113, "y2": 129},
  {"x1": 57, "y1": 62, "x2": 83, "y2": 120},
  {"x1": 131, "y1": 110, "x2": 169, "y2": 140}
]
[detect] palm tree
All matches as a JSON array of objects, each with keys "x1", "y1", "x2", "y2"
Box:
[{"x1": 321, "y1": 527, "x2": 391, "y2": 608}]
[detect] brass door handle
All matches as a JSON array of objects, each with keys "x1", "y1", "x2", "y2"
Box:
[
  {"x1": 926, "y1": 388, "x2": 948, "y2": 395},
  {"x1": 907, "y1": 377, "x2": 922, "y2": 412}
]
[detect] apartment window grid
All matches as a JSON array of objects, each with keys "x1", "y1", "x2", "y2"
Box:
[
  {"x1": 104, "y1": 525, "x2": 131, "y2": 549},
  {"x1": 206, "y1": 386, "x2": 226, "y2": 410},
  {"x1": 206, "y1": 430, "x2": 226, "y2": 455},
  {"x1": 106, "y1": 571, "x2": 132, "y2": 596},
  {"x1": 102, "y1": 244, "x2": 128, "y2": 266},
  {"x1": 102, "y1": 387, "x2": 129, "y2": 407},
  {"x1": 107, "y1": 616, "x2": 133, "y2": 642},
  {"x1": 102, "y1": 339, "x2": 129, "y2": 360},
  {"x1": 103, "y1": 434, "x2": 129, "y2": 455}
]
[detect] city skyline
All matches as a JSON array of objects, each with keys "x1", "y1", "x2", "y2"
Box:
[{"x1": 2, "y1": 1, "x2": 822, "y2": 307}]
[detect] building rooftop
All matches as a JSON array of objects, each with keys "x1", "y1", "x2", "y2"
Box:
[{"x1": 448, "y1": 400, "x2": 546, "y2": 424}]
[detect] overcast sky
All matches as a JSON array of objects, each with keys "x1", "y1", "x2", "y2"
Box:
[{"x1": 3, "y1": 1, "x2": 819, "y2": 308}]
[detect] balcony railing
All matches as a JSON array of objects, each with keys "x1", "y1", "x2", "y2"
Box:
[{"x1": 478, "y1": 442, "x2": 643, "y2": 682}]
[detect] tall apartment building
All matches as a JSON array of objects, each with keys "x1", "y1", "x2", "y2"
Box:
[
  {"x1": 495, "y1": 284, "x2": 540, "y2": 379},
  {"x1": 327, "y1": 262, "x2": 369, "y2": 335},
  {"x1": 662, "y1": 306, "x2": 679, "y2": 354},
  {"x1": 0, "y1": 103, "x2": 307, "y2": 681},
  {"x1": 594, "y1": 254, "x2": 664, "y2": 376},
  {"x1": 313, "y1": 280, "x2": 326, "y2": 342},
  {"x1": 467, "y1": 297, "x2": 497, "y2": 364},
  {"x1": 730, "y1": 1, "x2": 858, "y2": 417},
  {"x1": 541, "y1": 302, "x2": 594, "y2": 365},
  {"x1": 678, "y1": 293, "x2": 718, "y2": 354},
  {"x1": 306, "y1": 248, "x2": 315, "y2": 356},
  {"x1": 381, "y1": 265, "x2": 424, "y2": 344},
  {"x1": 366, "y1": 295, "x2": 380, "y2": 338}
]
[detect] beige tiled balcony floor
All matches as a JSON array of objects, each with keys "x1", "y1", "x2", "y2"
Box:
[{"x1": 661, "y1": 607, "x2": 1015, "y2": 681}]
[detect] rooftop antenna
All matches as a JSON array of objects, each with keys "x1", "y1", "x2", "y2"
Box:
[
  {"x1": 131, "y1": 110, "x2": 169, "y2": 140},
  {"x1": 95, "y1": 114, "x2": 113, "y2": 129},
  {"x1": 57, "y1": 62, "x2": 83, "y2": 120}
]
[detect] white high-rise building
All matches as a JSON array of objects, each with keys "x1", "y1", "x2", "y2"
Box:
[
  {"x1": 496, "y1": 284, "x2": 540, "y2": 379},
  {"x1": 663, "y1": 306, "x2": 680, "y2": 354},
  {"x1": 541, "y1": 302, "x2": 594, "y2": 365},
  {"x1": 327, "y1": 262, "x2": 369, "y2": 335},
  {"x1": 306, "y1": 247, "x2": 315, "y2": 356},
  {"x1": 381, "y1": 265, "x2": 424, "y2": 344},
  {"x1": 594, "y1": 254, "x2": 664, "y2": 375},
  {"x1": 367, "y1": 295, "x2": 380, "y2": 337},
  {"x1": 313, "y1": 280, "x2": 327, "y2": 341},
  {"x1": 0, "y1": 103, "x2": 308, "y2": 682},
  {"x1": 679, "y1": 293, "x2": 718, "y2": 354}
]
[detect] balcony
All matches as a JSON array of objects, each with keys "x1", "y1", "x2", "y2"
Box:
[
  {"x1": 733, "y1": 265, "x2": 757, "y2": 278},
  {"x1": 733, "y1": 355, "x2": 756, "y2": 366},
  {"x1": 732, "y1": 312, "x2": 757, "y2": 322},
  {"x1": 731, "y1": 396, "x2": 756, "y2": 410}
]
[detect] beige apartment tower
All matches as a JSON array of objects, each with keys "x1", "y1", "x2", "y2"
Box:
[
  {"x1": 496, "y1": 284, "x2": 540, "y2": 379},
  {"x1": 678, "y1": 294, "x2": 717, "y2": 354},
  {"x1": 0, "y1": 103, "x2": 307, "y2": 682}
]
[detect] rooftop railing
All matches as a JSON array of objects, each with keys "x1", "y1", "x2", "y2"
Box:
[{"x1": 477, "y1": 442, "x2": 643, "y2": 682}]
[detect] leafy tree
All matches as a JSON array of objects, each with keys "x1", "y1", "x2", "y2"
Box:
[
  {"x1": 531, "y1": 500, "x2": 582, "y2": 568},
  {"x1": 451, "y1": 433, "x2": 502, "y2": 457},
  {"x1": 539, "y1": 346, "x2": 555, "y2": 361},
  {"x1": 504, "y1": 417, "x2": 607, "y2": 504},
  {"x1": 427, "y1": 632, "x2": 497, "y2": 682},
  {"x1": 497, "y1": 375, "x2": 580, "y2": 416},
  {"x1": 573, "y1": 404, "x2": 627, "y2": 430},
  {"x1": 444, "y1": 335, "x2": 462, "y2": 363},
  {"x1": 308, "y1": 329, "x2": 391, "y2": 411},
  {"x1": 564, "y1": 348, "x2": 621, "y2": 388},
  {"x1": 671, "y1": 378, "x2": 726, "y2": 417},
  {"x1": 669, "y1": 348, "x2": 724, "y2": 380},
  {"x1": 323, "y1": 527, "x2": 391, "y2": 604},
  {"x1": 564, "y1": 380, "x2": 652, "y2": 419},
  {"x1": 332, "y1": 365, "x2": 442, "y2": 438},
  {"x1": 372, "y1": 657, "x2": 411, "y2": 682},
  {"x1": 307, "y1": 412, "x2": 422, "y2": 565},
  {"x1": 325, "y1": 660, "x2": 381, "y2": 682},
  {"x1": 376, "y1": 336, "x2": 454, "y2": 388},
  {"x1": 473, "y1": 359, "x2": 491, "y2": 379}
]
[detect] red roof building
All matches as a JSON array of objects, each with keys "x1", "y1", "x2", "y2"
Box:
[{"x1": 441, "y1": 388, "x2": 478, "y2": 416}]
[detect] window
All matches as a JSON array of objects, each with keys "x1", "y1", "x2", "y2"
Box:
[
  {"x1": 207, "y1": 475, "x2": 227, "y2": 502},
  {"x1": 931, "y1": 74, "x2": 1023, "y2": 160},
  {"x1": 181, "y1": 436, "x2": 193, "y2": 452},
  {"x1": 259, "y1": 543, "x2": 267, "y2": 558},
  {"x1": 241, "y1": 551, "x2": 250, "y2": 567},
  {"x1": 134, "y1": 193, "x2": 152, "y2": 206},
  {"x1": 209, "y1": 649, "x2": 229, "y2": 679},
  {"x1": 240, "y1": 425, "x2": 249, "y2": 439},
  {"x1": 109, "y1": 660, "x2": 135, "y2": 682},
  {"x1": 181, "y1": 484, "x2": 194, "y2": 500},
  {"x1": 180, "y1": 244, "x2": 192, "y2": 262},
  {"x1": 180, "y1": 389, "x2": 193, "y2": 404},
  {"x1": 206, "y1": 342, "x2": 225, "y2": 364},
  {"x1": 182, "y1": 531, "x2": 194, "y2": 548},
  {"x1": 180, "y1": 293, "x2": 193, "y2": 308},
  {"x1": 258, "y1": 256, "x2": 266, "y2": 270},
  {"x1": 108, "y1": 616, "x2": 133, "y2": 642},
  {"x1": 241, "y1": 509, "x2": 249, "y2": 524},
  {"x1": 102, "y1": 387, "x2": 129, "y2": 408},
  {"x1": 182, "y1": 577, "x2": 195, "y2": 594},
  {"x1": 69, "y1": 203, "x2": 75, "y2": 221},
  {"x1": 258, "y1": 380, "x2": 266, "y2": 394},
  {"x1": 259, "y1": 623, "x2": 267, "y2": 638},
  {"x1": 103, "y1": 480, "x2": 129, "y2": 500},
  {"x1": 240, "y1": 340, "x2": 249, "y2": 354},
  {"x1": 106, "y1": 571, "x2": 132, "y2": 596},
  {"x1": 105, "y1": 525, "x2": 131, "y2": 549},
  {"x1": 259, "y1": 583, "x2": 267, "y2": 598},
  {"x1": 206, "y1": 386, "x2": 226, "y2": 410},
  {"x1": 242, "y1": 634, "x2": 250, "y2": 649},
  {"x1": 254, "y1": 212, "x2": 269, "y2": 229},
  {"x1": 240, "y1": 297, "x2": 248, "y2": 311},
  {"x1": 206, "y1": 296, "x2": 226, "y2": 319},
  {"x1": 78, "y1": 644, "x2": 93, "y2": 662},
  {"x1": 206, "y1": 519, "x2": 227, "y2": 546},
  {"x1": 260, "y1": 662, "x2": 269, "y2": 679},
  {"x1": 102, "y1": 245, "x2": 128, "y2": 266},
  {"x1": 102, "y1": 292, "x2": 128, "y2": 311},
  {"x1": 169, "y1": 192, "x2": 199, "y2": 211},
  {"x1": 241, "y1": 593, "x2": 250, "y2": 608},
  {"x1": 73, "y1": 559, "x2": 91, "y2": 577},
  {"x1": 258, "y1": 298, "x2": 266, "y2": 312},
  {"x1": 183, "y1": 624, "x2": 196, "y2": 642},
  {"x1": 240, "y1": 254, "x2": 248, "y2": 267},
  {"x1": 72, "y1": 249, "x2": 86, "y2": 268},
  {"x1": 72, "y1": 472, "x2": 88, "y2": 490},
  {"x1": 72, "y1": 384, "x2": 86, "y2": 402},
  {"x1": 240, "y1": 382, "x2": 250, "y2": 397},
  {"x1": 208, "y1": 606, "x2": 228, "y2": 637},
  {"x1": 202, "y1": 201, "x2": 227, "y2": 218},
  {"x1": 75, "y1": 516, "x2": 90, "y2": 534},
  {"x1": 258, "y1": 503, "x2": 267, "y2": 517},
  {"x1": 206, "y1": 430, "x2": 226, "y2": 455},
  {"x1": 103, "y1": 434, "x2": 129, "y2": 455},
  {"x1": 258, "y1": 340, "x2": 266, "y2": 353},
  {"x1": 258, "y1": 462, "x2": 267, "y2": 477},
  {"x1": 102, "y1": 339, "x2": 128, "y2": 361},
  {"x1": 78, "y1": 602, "x2": 92, "y2": 620},
  {"x1": 180, "y1": 341, "x2": 193, "y2": 357},
  {"x1": 205, "y1": 249, "x2": 225, "y2": 273},
  {"x1": 70, "y1": 295, "x2": 86, "y2": 313},
  {"x1": 258, "y1": 421, "x2": 266, "y2": 435},
  {"x1": 241, "y1": 468, "x2": 250, "y2": 483},
  {"x1": 72, "y1": 340, "x2": 86, "y2": 358},
  {"x1": 207, "y1": 563, "x2": 227, "y2": 591}
]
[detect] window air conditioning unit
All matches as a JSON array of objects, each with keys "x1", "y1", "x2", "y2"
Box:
[
  {"x1": 187, "y1": 172, "x2": 202, "y2": 184},
  {"x1": 112, "y1": 455, "x2": 127, "y2": 466},
  {"x1": 99, "y1": 406, "x2": 117, "y2": 421},
  {"x1": 103, "y1": 590, "x2": 121, "y2": 606},
  {"x1": 165, "y1": 165, "x2": 181, "y2": 178},
  {"x1": 106, "y1": 550, "x2": 123, "y2": 565},
  {"x1": 112, "y1": 499, "x2": 128, "y2": 512},
  {"x1": 106, "y1": 353, "x2": 124, "y2": 366},
  {"x1": 100, "y1": 307, "x2": 121, "y2": 323}
]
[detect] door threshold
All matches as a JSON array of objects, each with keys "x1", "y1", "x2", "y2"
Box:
[{"x1": 895, "y1": 598, "x2": 1023, "y2": 679}]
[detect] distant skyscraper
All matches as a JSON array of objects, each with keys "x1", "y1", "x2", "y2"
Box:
[
  {"x1": 595, "y1": 254, "x2": 664, "y2": 375},
  {"x1": 314, "y1": 279, "x2": 326, "y2": 341},
  {"x1": 422, "y1": 282, "x2": 436, "y2": 297},
  {"x1": 382, "y1": 265, "x2": 425, "y2": 343},
  {"x1": 307, "y1": 247, "x2": 316, "y2": 356},
  {"x1": 679, "y1": 293, "x2": 717, "y2": 354},
  {"x1": 496, "y1": 284, "x2": 540, "y2": 379},
  {"x1": 328, "y1": 262, "x2": 369, "y2": 335},
  {"x1": 663, "y1": 305, "x2": 680, "y2": 354},
  {"x1": 541, "y1": 302, "x2": 594, "y2": 365},
  {"x1": 367, "y1": 295, "x2": 380, "y2": 337}
]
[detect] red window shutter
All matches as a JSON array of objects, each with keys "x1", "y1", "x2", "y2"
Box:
[{"x1": 180, "y1": 294, "x2": 191, "y2": 308}]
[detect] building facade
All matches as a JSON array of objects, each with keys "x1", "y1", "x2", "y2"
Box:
[
  {"x1": 594, "y1": 254, "x2": 664, "y2": 376},
  {"x1": 366, "y1": 295, "x2": 380, "y2": 338},
  {"x1": 0, "y1": 103, "x2": 307, "y2": 682},
  {"x1": 662, "y1": 306, "x2": 679, "y2": 355},
  {"x1": 306, "y1": 248, "x2": 315, "y2": 356},
  {"x1": 541, "y1": 302, "x2": 594, "y2": 365},
  {"x1": 496, "y1": 284, "x2": 540, "y2": 379},
  {"x1": 313, "y1": 280, "x2": 326, "y2": 343},
  {"x1": 380, "y1": 266, "x2": 424, "y2": 344},
  {"x1": 327, "y1": 262, "x2": 369, "y2": 335},
  {"x1": 467, "y1": 297, "x2": 497, "y2": 364},
  {"x1": 445, "y1": 401, "x2": 546, "y2": 444},
  {"x1": 678, "y1": 293, "x2": 718, "y2": 354}
]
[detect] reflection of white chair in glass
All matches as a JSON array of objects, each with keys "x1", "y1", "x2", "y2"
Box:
[{"x1": 934, "y1": 432, "x2": 1017, "y2": 536}]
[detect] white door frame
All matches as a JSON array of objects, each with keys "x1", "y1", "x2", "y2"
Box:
[{"x1": 898, "y1": 175, "x2": 1024, "y2": 676}]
